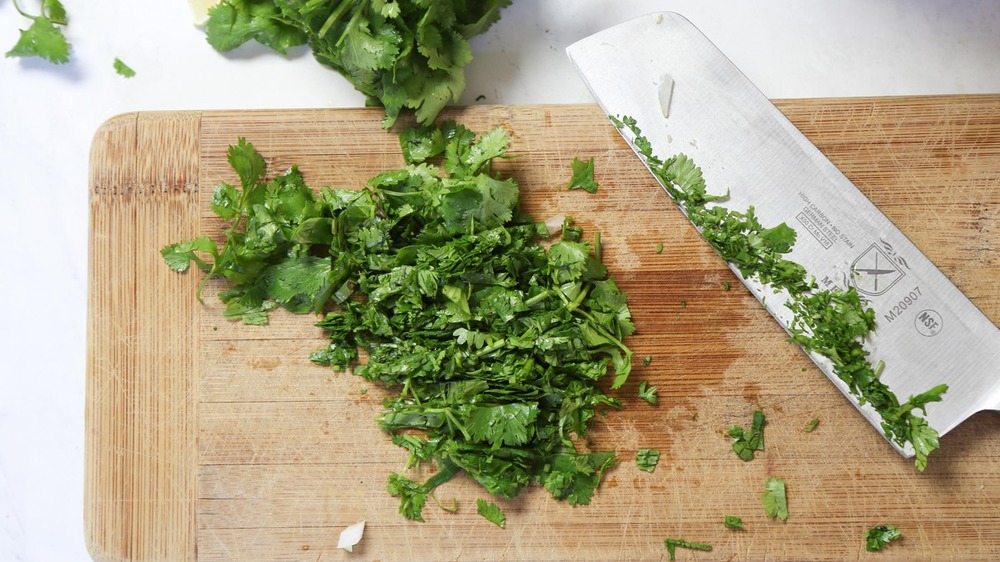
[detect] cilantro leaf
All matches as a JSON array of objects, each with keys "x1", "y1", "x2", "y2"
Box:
[
  {"x1": 6, "y1": 13, "x2": 70, "y2": 64},
  {"x1": 113, "y1": 57, "x2": 136, "y2": 78},
  {"x1": 664, "y1": 538, "x2": 713, "y2": 560},
  {"x1": 638, "y1": 380, "x2": 657, "y2": 405},
  {"x1": 475, "y1": 498, "x2": 506, "y2": 528},
  {"x1": 728, "y1": 410, "x2": 766, "y2": 461},
  {"x1": 205, "y1": 0, "x2": 307, "y2": 54},
  {"x1": 804, "y1": 418, "x2": 820, "y2": 432},
  {"x1": 865, "y1": 524, "x2": 902, "y2": 551},
  {"x1": 568, "y1": 156, "x2": 599, "y2": 193},
  {"x1": 761, "y1": 477, "x2": 788, "y2": 521},
  {"x1": 635, "y1": 448, "x2": 660, "y2": 472}
]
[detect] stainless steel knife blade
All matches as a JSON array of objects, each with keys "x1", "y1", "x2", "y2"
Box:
[{"x1": 567, "y1": 11, "x2": 1000, "y2": 458}]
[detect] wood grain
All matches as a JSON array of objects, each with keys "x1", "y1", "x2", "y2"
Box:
[{"x1": 87, "y1": 97, "x2": 1000, "y2": 561}]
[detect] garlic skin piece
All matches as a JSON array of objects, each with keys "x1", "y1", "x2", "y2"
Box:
[{"x1": 337, "y1": 520, "x2": 366, "y2": 553}]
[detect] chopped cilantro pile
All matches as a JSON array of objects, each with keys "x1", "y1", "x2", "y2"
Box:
[
  {"x1": 164, "y1": 121, "x2": 636, "y2": 522},
  {"x1": 203, "y1": 0, "x2": 511, "y2": 127},
  {"x1": 610, "y1": 115, "x2": 947, "y2": 471}
]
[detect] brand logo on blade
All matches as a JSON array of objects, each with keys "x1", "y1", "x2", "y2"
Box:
[{"x1": 850, "y1": 241, "x2": 908, "y2": 296}]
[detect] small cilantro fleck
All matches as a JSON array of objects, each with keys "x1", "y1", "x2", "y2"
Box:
[
  {"x1": 804, "y1": 418, "x2": 820, "y2": 432},
  {"x1": 642, "y1": 355, "x2": 653, "y2": 368},
  {"x1": 723, "y1": 515, "x2": 744, "y2": 529},
  {"x1": 656, "y1": 241, "x2": 664, "y2": 254},
  {"x1": 865, "y1": 524, "x2": 902, "y2": 551},
  {"x1": 113, "y1": 57, "x2": 136, "y2": 78},
  {"x1": 476, "y1": 498, "x2": 506, "y2": 528},
  {"x1": 636, "y1": 448, "x2": 660, "y2": 472}
]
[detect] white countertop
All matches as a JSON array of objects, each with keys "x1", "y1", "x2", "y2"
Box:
[{"x1": 1, "y1": 1, "x2": 999, "y2": 560}]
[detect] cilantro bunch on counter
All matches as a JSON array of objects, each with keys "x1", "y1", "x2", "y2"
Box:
[
  {"x1": 204, "y1": 0, "x2": 511, "y2": 127},
  {"x1": 610, "y1": 115, "x2": 947, "y2": 471},
  {"x1": 163, "y1": 120, "x2": 636, "y2": 522}
]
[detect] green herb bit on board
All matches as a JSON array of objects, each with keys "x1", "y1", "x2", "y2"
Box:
[
  {"x1": 761, "y1": 477, "x2": 788, "y2": 521},
  {"x1": 476, "y1": 498, "x2": 506, "y2": 528},
  {"x1": 723, "y1": 515, "x2": 744, "y2": 529},
  {"x1": 865, "y1": 524, "x2": 902, "y2": 551},
  {"x1": 637, "y1": 379, "x2": 657, "y2": 404},
  {"x1": 728, "y1": 410, "x2": 765, "y2": 461},
  {"x1": 636, "y1": 448, "x2": 660, "y2": 472},
  {"x1": 568, "y1": 156, "x2": 599, "y2": 193},
  {"x1": 664, "y1": 538, "x2": 713, "y2": 560},
  {"x1": 163, "y1": 121, "x2": 637, "y2": 523},
  {"x1": 609, "y1": 114, "x2": 948, "y2": 471}
]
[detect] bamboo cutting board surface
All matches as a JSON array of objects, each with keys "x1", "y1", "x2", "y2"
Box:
[{"x1": 86, "y1": 97, "x2": 1000, "y2": 562}]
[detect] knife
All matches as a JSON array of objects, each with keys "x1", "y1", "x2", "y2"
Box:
[{"x1": 566, "y1": 11, "x2": 1000, "y2": 462}]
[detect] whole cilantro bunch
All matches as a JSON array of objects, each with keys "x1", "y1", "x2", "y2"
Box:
[
  {"x1": 163, "y1": 121, "x2": 636, "y2": 522},
  {"x1": 205, "y1": 0, "x2": 511, "y2": 127}
]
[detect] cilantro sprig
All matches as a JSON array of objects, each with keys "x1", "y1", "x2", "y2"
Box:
[
  {"x1": 164, "y1": 121, "x2": 637, "y2": 522},
  {"x1": 6, "y1": 0, "x2": 70, "y2": 64},
  {"x1": 204, "y1": 0, "x2": 511, "y2": 127},
  {"x1": 611, "y1": 115, "x2": 948, "y2": 470}
]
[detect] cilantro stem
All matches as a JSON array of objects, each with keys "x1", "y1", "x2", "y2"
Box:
[
  {"x1": 524, "y1": 289, "x2": 554, "y2": 308},
  {"x1": 317, "y1": 0, "x2": 355, "y2": 40},
  {"x1": 12, "y1": 0, "x2": 68, "y2": 25},
  {"x1": 12, "y1": 0, "x2": 31, "y2": 18}
]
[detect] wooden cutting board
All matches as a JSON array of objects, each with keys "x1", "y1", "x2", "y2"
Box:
[{"x1": 86, "y1": 97, "x2": 1000, "y2": 562}]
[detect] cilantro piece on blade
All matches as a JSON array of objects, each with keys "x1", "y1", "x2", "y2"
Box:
[
  {"x1": 865, "y1": 524, "x2": 902, "y2": 551},
  {"x1": 664, "y1": 538, "x2": 712, "y2": 560},
  {"x1": 728, "y1": 410, "x2": 765, "y2": 461},
  {"x1": 6, "y1": 0, "x2": 71, "y2": 64},
  {"x1": 614, "y1": 114, "x2": 949, "y2": 470},
  {"x1": 475, "y1": 498, "x2": 506, "y2": 528},
  {"x1": 761, "y1": 477, "x2": 788, "y2": 521},
  {"x1": 635, "y1": 448, "x2": 660, "y2": 472},
  {"x1": 568, "y1": 156, "x2": 599, "y2": 193},
  {"x1": 113, "y1": 58, "x2": 136, "y2": 78}
]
